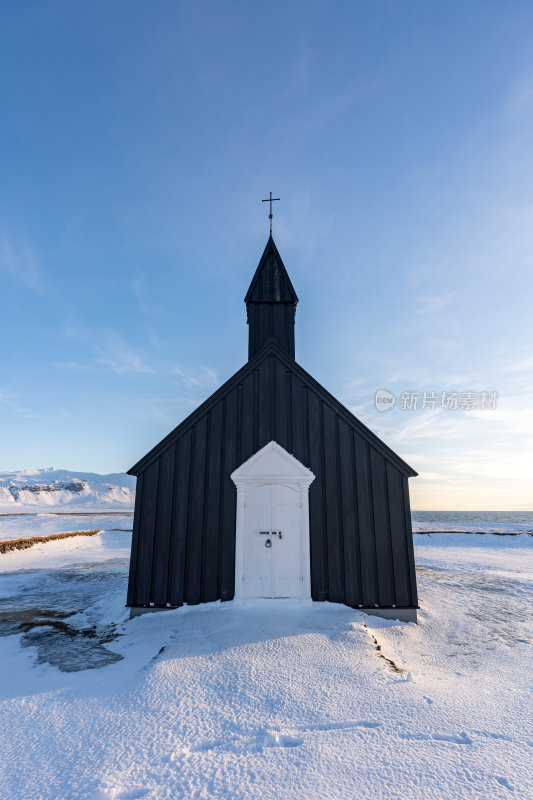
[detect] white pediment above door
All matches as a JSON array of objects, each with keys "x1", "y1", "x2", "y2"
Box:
[{"x1": 231, "y1": 441, "x2": 315, "y2": 486}]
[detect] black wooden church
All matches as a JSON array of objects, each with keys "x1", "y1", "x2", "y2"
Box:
[{"x1": 127, "y1": 233, "x2": 419, "y2": 621}]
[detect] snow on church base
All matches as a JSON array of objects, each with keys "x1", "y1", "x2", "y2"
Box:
[{"x1": 0, "y1": 533, "x2": 531, "y2": 800}]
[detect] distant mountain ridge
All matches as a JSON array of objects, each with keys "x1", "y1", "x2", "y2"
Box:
[{"x1": 0, "y1": 469, "x2": 136, "y2": 511}]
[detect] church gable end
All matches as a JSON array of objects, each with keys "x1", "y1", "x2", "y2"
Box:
[{"x1": 127, "y1": 345, "x2": 418, "y2": 614}]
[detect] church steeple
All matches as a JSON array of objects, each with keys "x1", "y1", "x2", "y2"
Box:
[{"x1": 245, "y1": 236, "x2": 298, "y2": 360}]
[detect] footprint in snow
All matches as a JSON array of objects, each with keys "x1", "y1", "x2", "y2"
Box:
[
  {"x1": 306, "y1": 720, "x2": 381, "y2": 733},
  {"x1": 399, "y1": 730, "x2": 472, "y2": 745},
  {"x1": 95, "y1": 789, "x2": 150, "y2": 800},
  {"x1": 189, "y1": 736, "x2": 240, "y2": 753},
  {"x1": 184, "y1": 720, "x2": 381, "y2": 756},
  {"x1": 263, "y1": 731, "x2": 304, "y2": 748},
  {"x1": 474, "y1": 730, "x2": 514, "y2": 743},
  {"x1": 185, "y1": 731, "x2": 301, "y2": 754},
  {"x1": 495, "y1": 776, "x2": 514, "y2": 792},
  {"x1": 161, "y1": 744, "x2": 192, "y2": 760},
  {"x1": 432, "y1": 731, "x2": 472, "y2": 745}
]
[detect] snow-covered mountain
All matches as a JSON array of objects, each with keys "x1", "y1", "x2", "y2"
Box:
[{"x1": 0, "y1": 468, "x2": 136, "y2": 511}]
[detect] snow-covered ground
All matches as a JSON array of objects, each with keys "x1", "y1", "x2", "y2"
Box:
[
  {"x1": 0, "y1": 530, "x2": 531, "y2": 800},
  {"x1": 0, "y1": 468, "x2": 136, "y2": 512}
]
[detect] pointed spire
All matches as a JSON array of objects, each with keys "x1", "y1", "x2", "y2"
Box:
[
  {"x1": 245, "y1": 237, "x2": 298, "y2": 361},
  {"x1": 245, "y1": 236, "x2": 298, "y2": 305}
]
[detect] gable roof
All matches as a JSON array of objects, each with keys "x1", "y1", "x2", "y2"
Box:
[
  {"x1": 244, "y1": 236, "x2": 298, "y2": 305},
  {"x1": 128, "y1": 342, "x2": 417, "y2": 478}
]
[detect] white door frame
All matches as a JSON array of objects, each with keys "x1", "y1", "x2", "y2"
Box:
[{"x1": 231, "y1": 441, "x2": 315, "y2": 601}]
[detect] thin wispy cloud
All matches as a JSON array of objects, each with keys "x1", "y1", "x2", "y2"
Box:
[
  {"x1": 0, "y1": 389, "x2": 33, "y2": 418},
  {"x1": 171, "y1": 365, "x2": 220, "y2": 390},
  {"x1": 61, "y1": 322, "x2": 153, "y2": 376},
  {"x1": 503, "y1": 66, "x2": 533, "y2": 157},
  {"x1": 416, "y1": 291, "x2": 457, "y2": 316},
  {"x1": 504, "y1": 355, "x2": 533, "y2": 373},
  {"x1": 94, "y1": 332, "x2": 153, "y2": 376},
  {"x1": 143, "y1": 324, "x2": 166, "y2": 350},
  {"x1": 422, "y1": 337, "x2": 462, "y2": 359},
  {"x1": 105, "y1": 394, "x2": 186, "y2": 427},
  {"x1": 0, "y1": 234, "x2": 40, "y2": 291},
  {"x1": 58, "y1": 321, "x2": 221, "y2": 386},
  {"x1": 131, "y1": 274, "x2": 163, "y2": 317},
  {"x1": 54, "y1": 361, "x2": 94, "y2": 372}
]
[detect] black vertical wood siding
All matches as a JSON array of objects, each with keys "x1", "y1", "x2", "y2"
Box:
[
  {"x1": 127, "y1": 352, "x2": 418, "y2": 610},
  {"x1": 247, "y1": 302, "x2": 296, "y2": 360}
]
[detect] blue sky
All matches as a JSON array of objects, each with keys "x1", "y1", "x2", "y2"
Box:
[{"x1": 1, "y1": 1, "x2": 532, "y2": 509}]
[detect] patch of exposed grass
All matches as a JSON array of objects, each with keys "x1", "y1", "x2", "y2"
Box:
[{"x1": 0, "y1": 529, "x2": 103, "y2": 554}]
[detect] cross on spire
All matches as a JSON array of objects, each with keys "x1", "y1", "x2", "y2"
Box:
[{"x1": 262, "y1": 191, "x2": 280, "y2": 235}]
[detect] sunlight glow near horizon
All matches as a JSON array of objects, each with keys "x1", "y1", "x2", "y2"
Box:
[{"x1": 1, "y1": 1, "x2": 532, "y2": 510}]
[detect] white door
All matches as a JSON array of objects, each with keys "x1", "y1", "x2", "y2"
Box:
[
  {"x1": 232, "y1": 441, "x2": 315, "y2": 602},
  {"x1": 243, "y1": 483, "x2": 303, "y2": 598}
]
